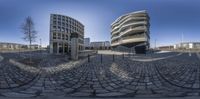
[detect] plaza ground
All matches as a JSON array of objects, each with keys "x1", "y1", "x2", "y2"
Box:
[{"x1": 0, "y1": 50, "x2": 200, "y2": 99}]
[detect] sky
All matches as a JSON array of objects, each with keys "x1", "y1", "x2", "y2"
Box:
[{"x1": 0, "y1": 0, "x2": 200, "y2": 47}]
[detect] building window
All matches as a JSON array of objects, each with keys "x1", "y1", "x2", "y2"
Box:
[
  {"x1": 62, "y1": 34, "x2": 65, "y2": 40},
  {"x1": 58, "y1": 21, "x2": 61, "y2": 25},
  {"x1": 58, "y1": 26, "x2": 61, "y2": 31},
  {"x1": 53, "y1": 26, "x2": 56, "y2": 29},
  {"x1": 62, "y1": 22, "x2": 65, "y2": 26},
  {"x1": 58, "y1": 33, "x2": 61, "y2": 39},
  {"x1": 53, "y1": 21, "x2": 56, "y2": 24},
  {"x1": 65, "y1": 35, "x2": 68, "y2": 40},
  {"x1": 53, "y1": 33, "x2": 56, "y2": 39},
  {"x1": 62, "y1": 27, "x2": 65, "y2": 32}
]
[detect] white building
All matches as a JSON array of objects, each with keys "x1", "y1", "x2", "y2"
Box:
[{"x1": 111, "y1": 10, "x2": 150, "y2": 54}]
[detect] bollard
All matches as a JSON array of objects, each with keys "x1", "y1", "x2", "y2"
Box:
[
  {"x1": 101, "y1": 54, "x2": 102, "y2": 64},
  {"x1": 88, "y1": 54, "x2": 90, "y2": 63},
  {"x1": 113, "y1": 54, "x2": 115, "y2": 62},
  {"x1": 92, "y1": 90, "x2": 96, "y2": 96}
]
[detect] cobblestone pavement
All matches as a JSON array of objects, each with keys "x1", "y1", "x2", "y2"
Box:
[{"x1": 0, "y1": 51, "x2": 200, "y2": 98}]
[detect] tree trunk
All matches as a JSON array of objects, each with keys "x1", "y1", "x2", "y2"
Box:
[{"x1": 29, "y1": 41, "x2": 32, "y2": 63}]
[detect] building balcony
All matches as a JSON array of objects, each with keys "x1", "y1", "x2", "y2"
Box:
[
  {"x1": 111, "y1": 21, "x2": 147, "y2": 35},
  {"x1": 120, "y1": 26, "x2": 147, "y2": 37}
]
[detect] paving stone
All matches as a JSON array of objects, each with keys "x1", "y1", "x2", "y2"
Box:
[
  {"x1": 95, "y1": 89, "x2": 109, "y2": 94},
  {"x1": 63, "y1": 88, "x2": 74, "y2": 93},
  {"x1": 69, "y1": 92, "x2": 91, "y2": 96},
  {"x1": 187, "y1": 92, "x2": 200, "y2": 96},
  {"x1": 192, "y1": 83, "x2": 199, "y2": 88},
  {"x1": 163, "y1": 92, "x2": 187, "y2": 97},
  {"x1": 96, "y1": 92, "x2": 126, "y2": 97},
  {"x1": 1, "y1": 92, "x2": 36, "y2": 98}
]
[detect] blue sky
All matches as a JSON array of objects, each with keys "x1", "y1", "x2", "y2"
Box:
[{"x1": 0, "y1": 0, "x2": 200, "y2": 47}]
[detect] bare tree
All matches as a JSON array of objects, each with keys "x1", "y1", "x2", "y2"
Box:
[{"x1": 21, "y1": 16, "x2": 37, "y2": 63}]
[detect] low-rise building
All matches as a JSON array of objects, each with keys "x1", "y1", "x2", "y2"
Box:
[
  {"x1": 174, "y1": 42, "x2": 200, "y2": 50},
  {"x1": 158, "y1": 46, "x2": 174, "y2": 51},
  {"x1": 28, "y1": 44, "x2": 40, "y2": 49},
  {"x1": 0, "y1": 42, "x2": 40, "y2": 50},
  {"x1": 90, "y1": 41, "x2": 110, "y2": 50},
  {"x1": 0, "y1": 42, "x2": 24, "y2": 50}
]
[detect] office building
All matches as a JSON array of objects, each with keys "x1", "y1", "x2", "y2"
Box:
[{"x1": 49, "y1": 14, "x2": 84, "y2": 54}]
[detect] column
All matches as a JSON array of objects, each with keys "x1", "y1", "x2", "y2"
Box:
[{"x1": 71, "y1": 33, "x2": 79, "y2": 60}]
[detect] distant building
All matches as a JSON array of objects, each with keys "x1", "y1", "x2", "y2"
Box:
[
  {"x1": 104, "y1": 41, "x2": 111, "y2": 47},
  {"x1": 158, "y1": 46, "x2": 174, "y2": 51},
  {"x1": 83, "y1": 37, "x2": 110, "y2": 50},
  {"x1": 49, "y1": 14, "x2": 84, "y2": 54},
  {"x1": 0, "y1": 42, "x2": 39, "y2": 50},
  {"x1": 158, "y1": 42, "x2": 200, "y2": 51},
  {"x1": 0, "y1": 42, "x2": 23, "y2": 50},
  {"x1": 111, "y1": 10, "x2": 150, "y2": 54},
  {"x1": 28, "y1": 44, "x2": 40, "y2": 49},
  {"x1": 84, "y1": 38, "x2": 90, "y2": 48},
  {"x1": 174, "y1": 42, "x2": 200, "y2": 50},
  {"x1": 90, "y1": 41, "x2": 110, "y2": 50}
]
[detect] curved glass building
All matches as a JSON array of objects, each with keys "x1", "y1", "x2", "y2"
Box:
[
  {"x1": 50, "y1": 14, "x2": 84, "y2": 54},
  {"x1": 111, "y1": 10, "x2": 150, "y2": 53}
]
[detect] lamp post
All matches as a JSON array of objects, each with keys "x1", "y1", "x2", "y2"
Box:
[{"x1": 155, "y1": 39, "x2": 157, "y2": 50}]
